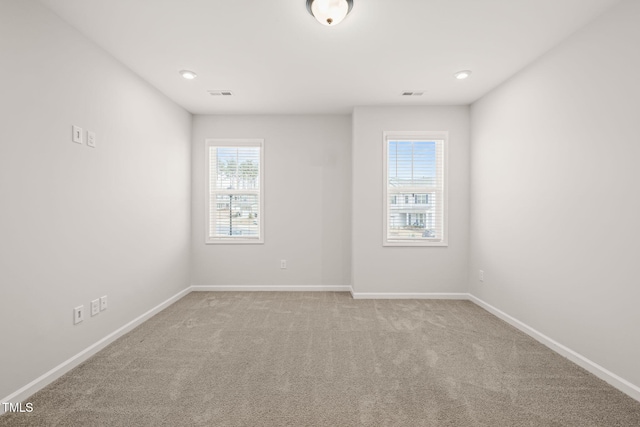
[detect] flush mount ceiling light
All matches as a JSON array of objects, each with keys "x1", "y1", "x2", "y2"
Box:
[
  {"x1": 306, "y1": 0, "x2": 353, "y2": 26},
  {"x1": 454, "y1": 70, "x2": 472, "y2": 80},
  {"x1": 179, "y1": 70, "x2": 197, "y2": 80}
]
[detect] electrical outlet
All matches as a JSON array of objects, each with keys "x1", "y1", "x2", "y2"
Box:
[
  {"x1": 87, "y1": 131, "x2": 96, "y2": 148},
  {"x1": 280, "y1": 259, "x2": 287, "y2": 269},
  {"x1": 479, "y1": 270, "x2": 484, "y2": 282},
  {"x1": 91, "y1": 299, "x2": 100, "y2": 316},
  {"x1": 100, "y1": 295, "x2": 107, "y2": 311},
  {"x1": 74, "y1": 305, "x2": 84, "y2": 324}
]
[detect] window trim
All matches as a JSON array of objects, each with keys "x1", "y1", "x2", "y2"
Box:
[
  {"x1": 382, "y1": 131, "x2": 448, "y2": 247},
  {"x1": 205, "y1": 138, "x2": 264, "y2": 244}
]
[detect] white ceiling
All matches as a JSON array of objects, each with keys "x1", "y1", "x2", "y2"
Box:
[{"x1": 39, "y1": 0, "x2": 620, "y2": 115}]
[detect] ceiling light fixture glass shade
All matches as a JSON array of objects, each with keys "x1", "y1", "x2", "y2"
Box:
[
  {"x1": 306, "y1": 0, "x2": 353, "y2": 26},
  {"x1": 454, "y1": 70, "x2": 472, "y2": 80},
  {"x1": 179, "y1": 70, "x2": 197, "y2": 80}
]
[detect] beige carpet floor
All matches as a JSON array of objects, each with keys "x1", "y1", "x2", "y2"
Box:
[{"x1": 2, "y1": 292, "x2": 639, "y2": 426}]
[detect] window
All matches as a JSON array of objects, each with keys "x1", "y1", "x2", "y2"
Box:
[
  {"x1": 206, "y1": 139, "x2": 264, "y2": 244},
  {"x1": 383, "y1": 132, "x2": 447, "y2": 246}
]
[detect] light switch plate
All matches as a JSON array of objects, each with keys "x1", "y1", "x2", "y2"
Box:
[
  {"x1": 74, "y1": 305, "x2": 84, "y2": 324},
  {"x1": 72, "y1": 126, "x2": 83, "y2": 144}
]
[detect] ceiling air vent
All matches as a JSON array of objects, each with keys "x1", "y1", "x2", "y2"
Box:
[
  {"x1": 208, "y1": 90, "x2": 233, "y2": 96},
  {"x1": 402, "y1": 91, "x2": 424, "y2": 96}
]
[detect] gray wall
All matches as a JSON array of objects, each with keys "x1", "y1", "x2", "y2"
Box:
[
  {"x1": 3, "y1": 0, "x2": 639, "y2": 405},
  {"x1": 469, "y1": 0, "x2": 640, "y2": 388},
  {"x1": 352, "y1": 107, "x2": 470, "y2": 294},
  {"x1": 191, "y1": 115, "x2": 352, "y2": 288},
  {"x1": 0, "y1": 0, "x2": 192, "y2": 400}
]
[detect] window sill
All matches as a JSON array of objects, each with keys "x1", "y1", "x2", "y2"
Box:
[
  {"x1": 206, "y1": 239, "x2": 264, "y2": 245},
  {"x1": 383, "y1": 241, "x2": 448, "y2": 247}
]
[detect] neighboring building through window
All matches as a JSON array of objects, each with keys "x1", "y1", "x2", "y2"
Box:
[
  {"x1": 415, "y1": 194, "x2": 428, "y2": 204},
  {"x1": 383, "y1": 132, "x2": 447, "y2": 246},
  {"x1": 206, "y1": 139, "x2": 264, "y2": 244}
]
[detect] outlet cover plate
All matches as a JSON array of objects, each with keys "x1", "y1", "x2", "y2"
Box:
[
  {"x1": 91, "y1": 299, "x2": 100, "y2": 316},
  {"x1": 87, "y1": 131, "x2": 96, "y2": 148}
]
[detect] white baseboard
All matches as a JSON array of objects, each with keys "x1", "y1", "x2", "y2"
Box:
[
  {"x1": 468, "y1": 294, "x2": 640, "y2": 402},
  {"x1": 191, "y1": 285, "x2": 352, "y2": 292},
  {"x1": 351, "y1": 292, "x2": 469, "y2": 300},
  {"x1": 0, "y1": 286, "x2": 191, "y2": 414}
]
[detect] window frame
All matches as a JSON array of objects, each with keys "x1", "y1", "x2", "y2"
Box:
[
  {"x1": 382, "y1": 131, "x2": 448, "y2": 247},
  {"x1": 205, "y1": 138, "x2": 264, "y2": 245}
]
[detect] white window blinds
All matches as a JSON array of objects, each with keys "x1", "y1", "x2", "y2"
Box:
[
  {"x1": 206, "y1": 139, "x2": 264, "y2": 244},
  {"x1": 383, "y1": 132, "x2": 447, "y2": 246}
]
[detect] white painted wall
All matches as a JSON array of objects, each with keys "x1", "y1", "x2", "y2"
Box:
[
  {"x1": 191, "y1": 115, "x2": 351, "y2": 288},
  {"x1": 469, "y1": 0, "x2": 640, "y2": 388},
  {"x1": 352, "y1": 107, "x2": 470, "y2": 295},
  {"x1": 0, "y1": 0, "x2": 191, "y2": 400}
]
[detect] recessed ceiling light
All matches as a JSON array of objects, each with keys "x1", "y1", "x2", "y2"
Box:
[
  {"x1": 179, "y1": 70, "x2": 197, "y2": 80},
  {"x1": 401, "y1": 91, "x2": 424, "y2": 96},
  {"x1": 454, "y1": 70, "x2": 472, "y2": 80}
]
